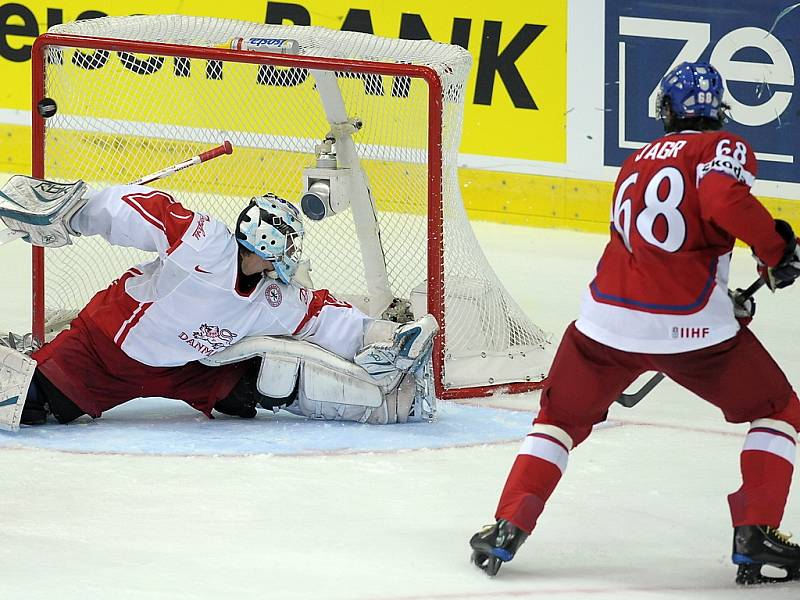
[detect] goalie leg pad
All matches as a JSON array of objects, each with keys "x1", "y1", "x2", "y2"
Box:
[
  {"x1": 0, "y1": 175, "x2": 87, "y2": 247},
  {"x1": 0, "y1": 346, "x2": 37, "y2": 432},
  {"x1": 203, "y1": 336, "x2": 384, "y2": 413},
  {"x1": 202, "y1": 335, "x2": 437, "y2": 424},
  {"x1": 284, "y1": 369, "x2": 421, "y2": 425}
]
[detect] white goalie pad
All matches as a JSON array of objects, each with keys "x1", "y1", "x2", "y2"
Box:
[
  {"x1": 203, "y1": 336, "x2": 384, "y2": 408},
  {"x1": 203, "y1": 335, "x2": 436, "y2": 424},
  {"x1": 0, "y1": 346, "x2": 36, "y2": 432},
  {"x1": 0, "y1": 175, "x2": 87, "y2": 247}
]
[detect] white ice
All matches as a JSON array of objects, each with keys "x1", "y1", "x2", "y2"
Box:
[{"x1": 1, "y1": 219, "x2": 798, "y2": 600}]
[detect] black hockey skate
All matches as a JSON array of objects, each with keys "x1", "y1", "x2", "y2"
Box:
[
  {"x1": 732, "y1": 525, "x2": 800, "y2": 585},
  {"x1": 469, "y1": 519, "x2": 528, "y2": 576}
]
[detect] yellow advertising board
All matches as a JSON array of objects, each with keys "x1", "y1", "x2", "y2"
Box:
[{"x1": 0, "y1": 0, "x2": 567, "y2": 162}]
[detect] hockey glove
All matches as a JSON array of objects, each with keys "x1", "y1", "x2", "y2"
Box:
[
  {"x1": 729, "y1": 288, "x2": 755, "y2": 326},
  {"x1": 757, "y1": 220, "x2": 800, "y2": 291},
  {"x1": 0, "y1": 176, "x2": 87, "y2": 247},
  {"x1": 214, "y1": 361, "x2": 260, "y2": 418},
  {"x1": 355, "y1": 314, "x2": 439, "y2": 381}
]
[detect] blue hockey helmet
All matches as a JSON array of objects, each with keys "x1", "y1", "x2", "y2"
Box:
[
  {"x1": 236, "y1": 193, "x2": 304, "y2": 284},
  {"x1": 656, "y1": 61, "x2": 726, "y2": 122}
]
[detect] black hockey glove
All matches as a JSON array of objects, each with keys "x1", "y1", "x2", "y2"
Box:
[
  {"x1": 213, "y1": 361, "x2": 260, "y2": 418},
  {"x1": 757, "y1": 220, "x2": 800, "y2": 290},
  {"x1": 729, "y1": 288, "x2": 756, "y2": 324},
  {"x1": 214, "y1": 392, "x2": 257, "y2": 418}
]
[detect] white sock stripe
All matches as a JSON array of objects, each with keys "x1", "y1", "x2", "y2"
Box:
[
  {"x1": 530, "y1": 423, "x2": 574, "y2": 451},
  {"x1": 751, "y1": 418, "x2": 799, "y2": 441},
  {"x1": 743, "y1": 431, "x2": 797, "y2": 466},
  {"x1": 519, "y1": 435, "x2": 569, "y2": 474}
]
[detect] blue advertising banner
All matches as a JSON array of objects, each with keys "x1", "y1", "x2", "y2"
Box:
[{"x1": 605, "y1": 1, "x2": 799, "y2": 184}]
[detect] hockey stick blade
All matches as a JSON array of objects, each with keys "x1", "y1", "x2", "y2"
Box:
[
  {"x1": 0, "y1": 141, "x2": 233, "y2": 248},
  {"x1": 617, "y1": 372, "x2": 666, "y2": 408},
  {"x1": 614, "y1": 277, "x2": 766, "y2": 409}
]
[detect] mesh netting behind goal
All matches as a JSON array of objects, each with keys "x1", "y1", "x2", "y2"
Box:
[{"x1": 31, "y1": 15, "x2": 552, "y2": 398}]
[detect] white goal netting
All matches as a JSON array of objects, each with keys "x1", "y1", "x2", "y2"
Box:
[{"x1": 34, "y1": 15, "x2": 552, "y2": 397}]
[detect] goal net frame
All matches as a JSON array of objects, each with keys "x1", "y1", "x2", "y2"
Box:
[{"x1": 29, "y1": 18, "x2": 551, "y2": 400}]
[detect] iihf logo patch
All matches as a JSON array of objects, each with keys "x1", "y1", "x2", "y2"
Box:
[{"x1": 265, "y1": 282, "x2": 282, "y2": 307}]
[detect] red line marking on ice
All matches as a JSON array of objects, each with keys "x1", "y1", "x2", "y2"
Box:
[{"x1": 360, "y1": 581, "x2": 748, "y2": 600}]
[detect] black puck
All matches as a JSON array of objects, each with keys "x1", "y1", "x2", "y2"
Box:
[{"x1": 37, "y1": 98, "x2": 57, "y2": 118}]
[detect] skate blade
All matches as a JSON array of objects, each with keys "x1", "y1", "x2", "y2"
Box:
[
  {"x1": 470, "y1": 550, "x2": 502, "y2": 577},
  {"x1": 736, "y1": 563, "x2": 800, "y2": 585}
]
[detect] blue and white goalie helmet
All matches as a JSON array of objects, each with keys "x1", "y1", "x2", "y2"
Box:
[
  {"x1": 235, "y1": 193, "x2": 304, "y2": 284},
  {"x1": 656, "y1": 61, "x2": 725, "y2": 121}
]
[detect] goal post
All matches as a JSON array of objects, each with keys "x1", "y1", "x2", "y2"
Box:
[{"x1": 29, "y1": 15, "x2": 553, "y2": 400}]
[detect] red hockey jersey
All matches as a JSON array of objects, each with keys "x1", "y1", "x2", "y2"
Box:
[{"x1": 576, "y1": 130, "x2": 786, "y2": 353}]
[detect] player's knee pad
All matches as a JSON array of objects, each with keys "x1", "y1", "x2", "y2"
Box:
[
  {"x1": 529, "y1": 422, "x2": 575, "y2": 452},
  {"x1": 516, "y1": 423, "x2": 574, "y2": 476},
  {"x1": 533, "y1": 406, "x2": 591, "y2": 448},
  {"x1": 754, "y1": 391, "x2": 800, "y2": 435}
]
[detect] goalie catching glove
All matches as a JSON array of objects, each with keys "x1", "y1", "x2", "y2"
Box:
[
  {"x1": 0, "y1": 175, "x2": 88, "y2": 247},
  {"x1": 354, "y1": 314, "x2": 439, "y2": 387},
  {"x1": 756, "y1": 219, "x2": 800, "y2": 291}
]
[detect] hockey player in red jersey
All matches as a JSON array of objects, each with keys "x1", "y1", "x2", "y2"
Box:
[
  {"x1": 0, "y1": 185, "x2": 437, "y2": 429},
  {"x1": 469, "y1": 61, "x2": 800, "y2": 584}
]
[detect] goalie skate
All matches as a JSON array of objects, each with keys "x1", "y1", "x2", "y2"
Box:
[{"x1": 733, "y1": 525, "x2": 800, "y2": 585}]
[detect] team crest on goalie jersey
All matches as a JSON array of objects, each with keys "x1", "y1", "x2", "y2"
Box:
[
  {"x1": 185, "y1": 324, "x2": 238, "y2": 350},
  {"x1": 265, "y1": 282, "x2": 282, "y2": 307}
]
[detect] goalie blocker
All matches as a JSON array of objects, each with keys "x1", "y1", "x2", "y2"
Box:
[{"x1": 202, "y1": 316, "x2": 439, "y2": 425}]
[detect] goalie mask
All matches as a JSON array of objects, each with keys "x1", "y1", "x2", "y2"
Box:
[
  {"x1": 656, "y1": 61, "x2": 726, "y2": 124},
  {"x1": 236, "y1": 194, "x2": 304, "y2": 284}
]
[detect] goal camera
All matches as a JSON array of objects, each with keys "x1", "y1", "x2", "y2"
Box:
[{"x1": 300, "y1": 138, "x2": 352, "y2": 221}]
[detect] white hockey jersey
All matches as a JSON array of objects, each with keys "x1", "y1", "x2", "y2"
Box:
[{"x1": 71, "y1": 185, "x2": 372, "y2": 367}]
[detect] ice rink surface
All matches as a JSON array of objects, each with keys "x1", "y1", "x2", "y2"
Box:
[{"x1": 1, "y1": 219, "x2": 799, "y2": 599}]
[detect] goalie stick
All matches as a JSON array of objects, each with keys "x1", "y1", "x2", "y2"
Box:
[
  {"x1": 0, "y1": 140, "x2": 234, "y2": 247},
  {"x1": 615, "y1": 277, "x2": 767, "y2": 409}
]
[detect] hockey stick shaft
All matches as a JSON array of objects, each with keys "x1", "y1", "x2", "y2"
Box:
[
  {"x1": 0, "y1": 141, "x2": 234, "y2": 247},
  {"x1": 131, "y1": 140, "x2": 233, "y2": 185},
  {"x1": 615, "y1": 276, "x2": 767, "y2": 408}
]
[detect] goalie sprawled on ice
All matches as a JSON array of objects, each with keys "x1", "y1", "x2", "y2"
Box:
[{"x1": 0, "y1": 176, "x2": 438, "y2": 431}]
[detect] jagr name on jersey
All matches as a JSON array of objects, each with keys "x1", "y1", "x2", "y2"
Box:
[{"x1": 633, "y1": 140, "x2": 687, "y2": 162}]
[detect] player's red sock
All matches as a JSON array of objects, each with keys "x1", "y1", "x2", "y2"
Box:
[
  {"x1": 495, "y1": 428, "x2": 570, "y2": 533},
  {"x1": 728, "y1": 422, "x2": 797, "y2": 527},
  {"x1": 495, "y1": 454, "x2": 563, "y2": 533}
]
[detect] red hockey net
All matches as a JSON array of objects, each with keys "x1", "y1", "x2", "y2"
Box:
[{"x1": 31, "y1": 15, "x2": 552, "y2": 399}]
